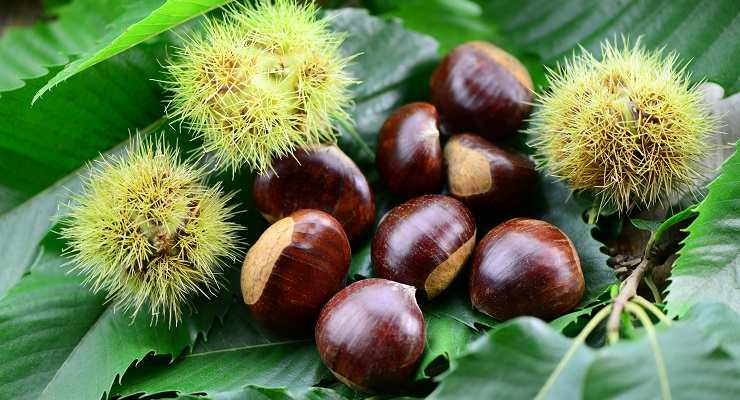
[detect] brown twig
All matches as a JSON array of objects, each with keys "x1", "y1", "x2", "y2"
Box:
[{"x1": 607, "y1": 257, "x2": 654, "y2": 343}]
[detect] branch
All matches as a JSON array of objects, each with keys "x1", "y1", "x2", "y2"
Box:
[{"x1": 606, "y1": 257, "x2": 654, "y2": 343}]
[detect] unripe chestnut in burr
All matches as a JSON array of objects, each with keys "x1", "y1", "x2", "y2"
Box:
[
  {"x1": 377, "y1": 102, "x2": 443, "y2": 198},
  {"x1": 315, "y1": 278, "x2": 426, "y2": 393},
  {"x1": 430, "y1": 41, "x2": 533, "y2": 139},
  {"x1": 252, "y1": 145, "x2": 375, "y2": 243},
  {"x1": 470, "y1": 218, "x2": 585, "y2": 320},
  {"x1": 444, "y1": 133, "x2": 536, "y2": 210},
  {"x1": 241, "y1": 209, "x2": 351, "y2": 334},
  {"x1": 372, "y1": 194, "x2": 476, "y2": 299}
]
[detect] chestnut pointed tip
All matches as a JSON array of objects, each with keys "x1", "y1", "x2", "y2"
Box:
[{"x1": 430, "y1": 41, "x2": 533, "y2": 139}]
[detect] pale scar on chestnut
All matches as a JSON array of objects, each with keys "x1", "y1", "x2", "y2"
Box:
[
  {"x1": 241, "y1": 216, "x2": 294, "y2": 304},
  {"x1": 445, "y1": 140, "x2": 492, "y2": 196}
]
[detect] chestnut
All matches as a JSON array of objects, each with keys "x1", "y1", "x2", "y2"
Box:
[
  {"x1": 241, "y1": 209, "x2": 351, "y2": 334},
  {"x1": 372, "y1": 194, "x2": 476, "y2": 299},
  {"x1": 315, "y1": 278, "x2": 426, "y2": 393},
  {"x1": 377, "y1": 102, "x2": 443, "y2": 197},
  {"x1": 444, "y1": 133, "x2": 536, "y2": 210},
  {"x1": 470, "y1": 218, "x2": 585, "y2": 320},
  {"x1": 430, "y1": 41, "x2": 533, "y2": 139},
  {"x1": 252, "y1": 145, "x2": 375, "y2": 243}
]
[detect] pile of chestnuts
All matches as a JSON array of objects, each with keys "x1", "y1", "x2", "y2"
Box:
[{"x1": 241, "y1": 41, "x2": 585, "y2": 394}]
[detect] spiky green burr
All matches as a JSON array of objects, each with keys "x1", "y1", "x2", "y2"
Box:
[
  {"x1": 529, "y1": 39, "x2": 717, "y2": 213},
  {"x1": 61, "y1": 138, "x2": 241, "y2": 325},
  {"x1": 164, "y1": 0, "x2": 355, "y2": 173}
]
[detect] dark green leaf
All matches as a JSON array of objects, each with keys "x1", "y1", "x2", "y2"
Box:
[
  {"x1": 431, "y1": 318, "x2": 596, "y2": 399},
  {"x1": 666, "y1": 142, "x2": 740, "y2": 317},
  {"x1": 0, "y1": 42, "x2": 166, "y2": 202},
  {"x1": 175, "y1": 386, "x2": 347, "y2": 400},
  {"x1": 113, "y1": 301, "x2": 329, "y2": 398},
  {"x1": 432, "y1": 302, "x2": 740, "y2": 400},
  {"x1": 0, "y1": 266, "x2": 226, "y2": 400},
  {"x1": 484, "y1": 0, "x2": 740, "y2": 93},
  {"x1": 0, "y1": 0, "x2": 126, "y2": 95},
  {"x1": 382, "y1": 0, "x2": 497, "y2": 55},
  {"x1": 35, "y1": 0, "x2": 232, "y2": 101}
]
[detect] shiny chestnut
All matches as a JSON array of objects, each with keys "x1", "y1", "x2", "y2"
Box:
[
  {"x1": 377, "y1": 102, "x2": 443, "y2": 197},
  {"x1": 316, "y1": 278, "x2": 426, "y2": 393},
  {"x1": 253, "y1": 145, "x2": 375, "y2": 243},
  {"x1": 241, "y1": 209, "x2": 351, "y2": 334},
  {"x1": 470, "y1": 218, "x2": 585, "y2": 320},
  {"x1": 430, "y1": 41, "x2": 533, "y2": 139},
  {"x1": 444, "y1": 133, "x2": 536, "y2": 210},
  {"x1": 372, "y1": 194, "x2": 476, "y2": 299}
]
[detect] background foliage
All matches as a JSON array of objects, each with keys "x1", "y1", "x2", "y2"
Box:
[{"x1": 0, "y1": 1, "x2": 738, "y2": 399}]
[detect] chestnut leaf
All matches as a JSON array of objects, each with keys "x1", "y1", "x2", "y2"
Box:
[
  {"x1": 33, "y1": 0, "x2": 231, "y2": 102},
  {"x1": 111, "y1": 302, "x2": 330, "y2": 398},
  {"x1": 666, "y1": 141, "x2": 740, "y2": 317},
  {"x1": 431, "y1": 302, "x2": 740, "y2": 400},
  {"x1": 483, "y1": 0, "x2": 740, "y2": 94}
]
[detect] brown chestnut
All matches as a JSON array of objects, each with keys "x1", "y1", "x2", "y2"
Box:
[
  {"x1": 315, "y1": 278, "x2": 426, "y2": 393},
  {"x1": 372, "y1": 194, "x2": 476, "y2": 299},
  {"x1": 252, "y1": 145, "x2": 375, "y2": 243},
  {"x1": 430, "y1": 41, "x2": 533, "y2": 139},
  {"x1": 444, "y1": 133, "x2": 537, "y2": 210},
  {"x1": 241, "y1": 209, "x2": 351, "y2": 334},
  {"x1": 470, "y1": 218, "x2": 585, "y2": 320},
  {"x1": 377, "y1": 102, "x2": 443, "y2": 197}
]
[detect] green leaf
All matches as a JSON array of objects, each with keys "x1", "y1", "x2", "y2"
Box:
[
  {"x1": 34, "y1": 0, "x2": 232, "y2": 102},
  {"x1": 630, "y1": 218, "x2": 663, "y2": 234},
  {"x1": 431, "y1": 302, "x2": 740, "y2": 400},
  {"x1": 0, "y1": 266, "x2": 227, "y2": 400},
  {"x1": 0, "y1": 0, "x2": 126, "y2": 95},
  {"x1": 0, "y1": 273, "x2": 105, "y2": 400},
  {"x1": 382, "y1": 0, "x2": 497, "y2": 55},
  {"x1": 584, "y1": 302, "x2": 740, "y2": 400},
  {"x1": 666, "y1": 141, "x2": 740, "y2": 317},
  {"x1": 431, "y1": 318, "x2": 596, "y2": 399},
  {"x1": 112, "y1": 301, "x2": 329, "y2": 398},
  {"x1": 631, "y1": 205, "x2": 698, "y2": 244},
  {"x1": 0, "y1": 42, "x2": 166, "y2": 203},
  {"x1": 484, "y1": 0, "x2": 740, "y2": 93},
  {"x1": 175, "y1": 386, "x2": 347, "y2": 400},
  {"x1": 417, "y1": 284, "x2": 495, "y2": 379},
  {"x1": 0, "y1": 171, "x2": 81, "y2": 296}
]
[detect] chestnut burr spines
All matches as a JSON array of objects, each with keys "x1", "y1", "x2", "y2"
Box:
[
  {"x1": 444, "y1": 133, "x2": 537, "y2": 210},
  {"x1": 430, "y1": 41, "x2": 533, "y2": 139},
  {"x1": 470, "y1": 218, "x2": 585, "y2": 321},
  {"x1": 241, "y1": 209, "x2": 351, "y2": 334},
  {"x1": 372, "y1": 194, "x2": 476, "y2": 299},
  {"x1": 377, "y1": 102, "x2": 443, "y2": 198},
  {"x1": 315, "y1": 278, "x2": 426, "y2": 393},
  {"x1": 252, "y1": 145, "x2": 375, "y2": 243}
]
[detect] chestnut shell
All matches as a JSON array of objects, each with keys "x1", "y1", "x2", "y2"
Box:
[
  {"x1": 372, "y1": 194, "x2": 476, "y2": 299},
  {"x1": 315, "y1": 278, "x2": 426, "y2": 393},
  {"x1": 444, "y1": 133, "x2": 537, "y2": 210},
  {"x1": 430, "y1": 41, "x2": 533, "y2": 139},
  {"x1": 252, "y1": 145, "x2": 375, "y2": 243},
  {"x1": 377, "y1": 102, "x2": 443, "y2": 198},
  {"x1": 470, "y1": 218, "x2": 585, "y2": 320},
  {"x1": 241, "y1": 209, "x2": 351, "y2": 334}
]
